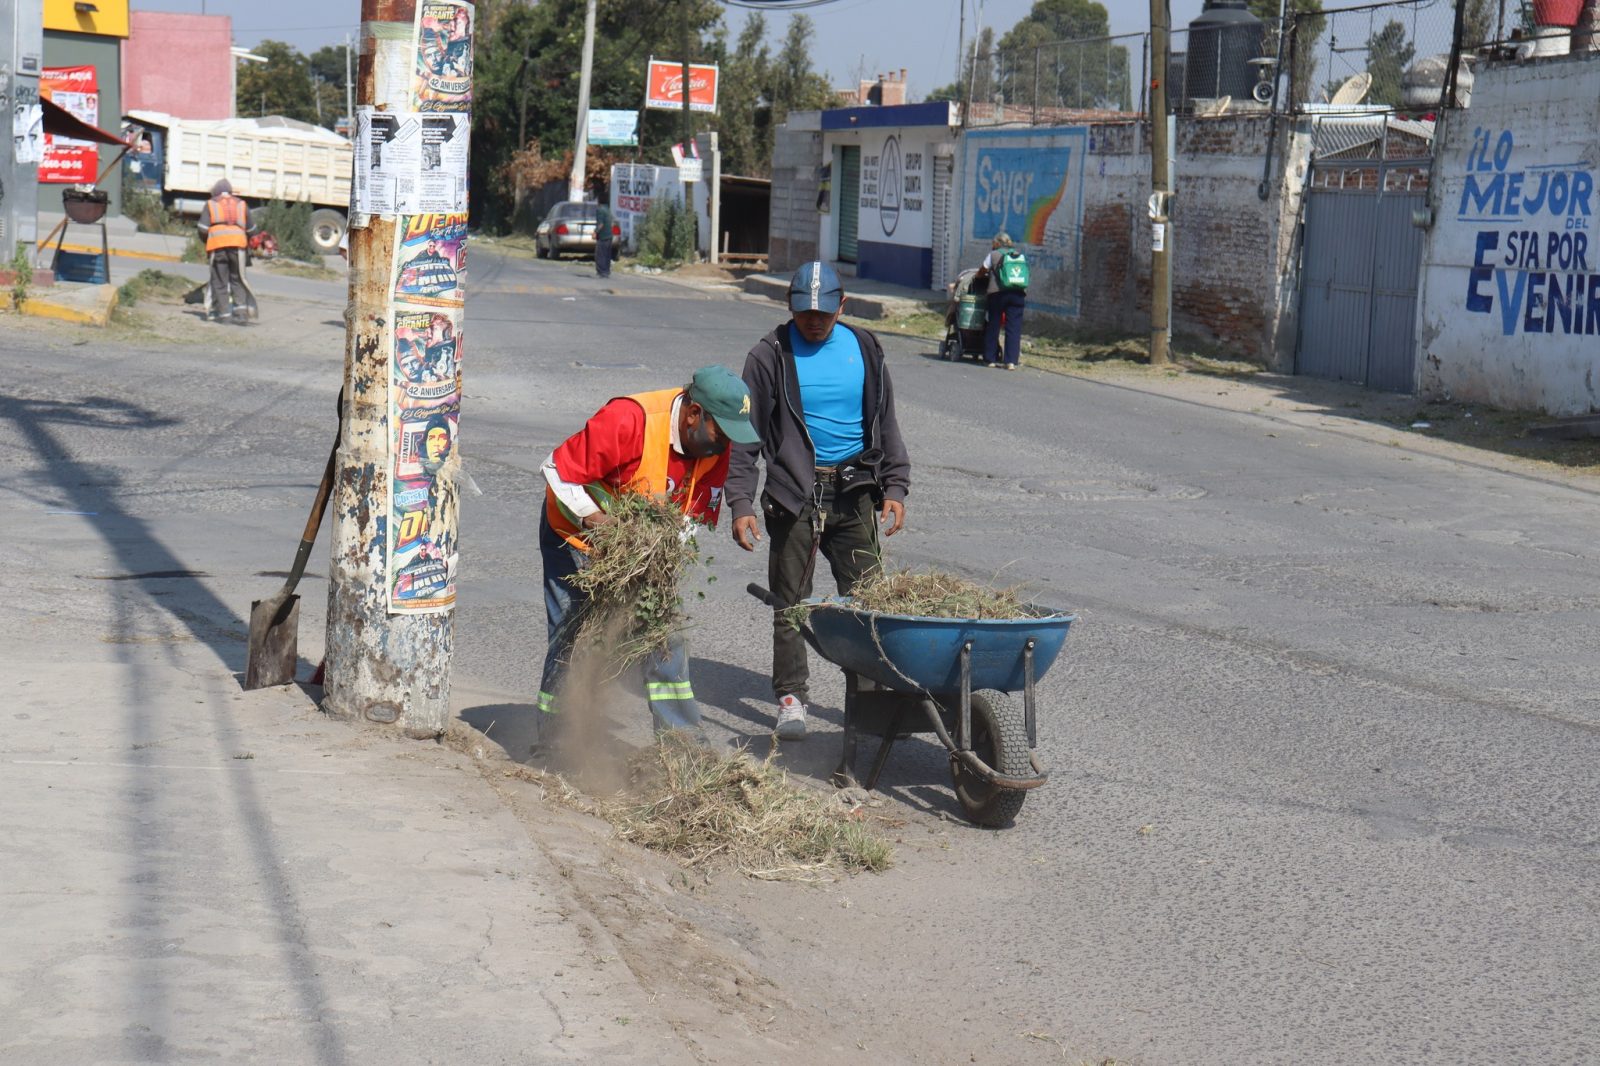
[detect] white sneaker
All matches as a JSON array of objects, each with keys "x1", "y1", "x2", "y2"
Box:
[{"x1": 774, "y1": 694, "x2": 808, "y2": 740}]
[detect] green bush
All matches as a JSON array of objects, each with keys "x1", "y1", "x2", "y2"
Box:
[
  {"x1": 636, "y1": 197, "x2": 695, "y2": 267},
  {"x1": 181, "y1": 235, "x2": 207, "y2": 263},
  {"x1": 121, "y1": 187, "x2": 188, "y2": 235},
  {"x1": 117, "y1": 268, "x2": 194, "y2": 308},
  {"x1": 9, "y1": 245, "x2": 33, "y2": 309},
  {"x1": 254, "y1": 200, "x2": 320, "y2": 262}
]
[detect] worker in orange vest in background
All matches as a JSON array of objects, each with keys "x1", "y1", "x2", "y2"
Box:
[
  {"x1": 198, "y1": 179, "x2": 253, "y2": 323},
  {"x1": 536, "y1": 365, "x2": 760, "y2": 748}
]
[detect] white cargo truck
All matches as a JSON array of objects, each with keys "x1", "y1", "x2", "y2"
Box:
[{"x1": 123, "y1": 110, "x2": 353, "y2": 253}]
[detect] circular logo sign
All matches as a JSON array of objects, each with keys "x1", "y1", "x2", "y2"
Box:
[{"x1": 880, "y1": 135, "x2": 902, "y2": 237}]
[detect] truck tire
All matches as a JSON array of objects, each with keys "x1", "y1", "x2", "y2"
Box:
[
  {"x1": 309, "y1": 209, "x2": 346, "y2": 254},
  {"x1": 951, "y1": 690, "x2": 1031, "y2": 828}
]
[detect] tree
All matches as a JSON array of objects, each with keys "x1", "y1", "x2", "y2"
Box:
[
  {"x1": 1247, "y1": 0, "x2": 1326, "y2": 107},
  {"x1": 929, "y1": 26, "x2": 995, "y2": 104},
  {"x1": 770, "y1": 14, "x2": 833, "y2": 126},
  {"x1": 1364, "y1": 19, "x2": 1415, "y2": 108},
  {"x1": 987, "y1": 0, "x2": 1128, "y2": 112},
  {"x1": 1461, "y1": 0, "x2": 1497, "y2": 48},
  {"x1": 711, "y1": 14, "x2": 772, "y2": 177},
  {"x1": 236, "y1": 40, "x2": 317, "y2": 123}
]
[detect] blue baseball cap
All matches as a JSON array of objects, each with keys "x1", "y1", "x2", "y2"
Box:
[{"x1": 788, "y1": 261, "x2": 844, "y2": 315}]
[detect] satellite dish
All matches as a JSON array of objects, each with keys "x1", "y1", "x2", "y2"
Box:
[{"x1": 1330, "y1": 72, "x2": 1372, "y2": 106}]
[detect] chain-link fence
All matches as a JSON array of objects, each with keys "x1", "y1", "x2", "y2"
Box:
[
  {"x1": 960, "y1": 31, "x2": 1146, "y2": 127},
  {"x1": 956, "y1": 0, "x2": 1476, "y2": 128}
]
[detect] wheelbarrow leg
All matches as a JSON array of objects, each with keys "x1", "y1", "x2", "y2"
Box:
[
  {"x1": 863, "y1": 703, "x2": 908, "y2": 792},
  {"x1": 832, "y1": 670, "x2": 862, "y2": 789}
]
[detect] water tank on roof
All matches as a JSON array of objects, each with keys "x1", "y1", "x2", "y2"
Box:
[{"x1": 1185, "y1": 0, "x2": 1265, "y2": 108}]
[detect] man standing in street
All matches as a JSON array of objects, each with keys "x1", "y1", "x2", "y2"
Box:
[
  {"x1": 197, "y1": 180, "x2": 253, "y2": 324},
  {"x1": 593, "y1": 182, "x2": 615, "y2": 279},
  {"x1": 727, "y1": 262, "x2": 911, "y2": 740},
  {"x1": 538, "y1": 365, "x2": 760, "y2": 739}
]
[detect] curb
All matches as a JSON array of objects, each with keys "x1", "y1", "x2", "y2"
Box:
[
  {"x1": 1, "y1": 283, "x2": 119, "y2": 326},
  {"x1": 738, "y1": 274, "x2": 941, "y2": 320},
  {"x1": 55, "y1": 241, "x2": 185, "y2": 264}
]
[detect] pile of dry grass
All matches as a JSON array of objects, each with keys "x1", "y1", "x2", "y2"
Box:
[
  {"x1": 570, "y1": 492, "x2": 699, "y2": 674},
  {"x1": 602, "y1": 734, "x2": 893, "y2": 881},
  {"x1": 840, "y1": 568, "x2": 1034, "y2": 620}
]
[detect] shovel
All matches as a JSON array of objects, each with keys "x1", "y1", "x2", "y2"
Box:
[{"x1": 244, "y1": 436, "x2": 339, "y2": 689}]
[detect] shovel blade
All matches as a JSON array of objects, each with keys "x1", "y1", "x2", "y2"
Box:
[{"x1": 245, "y1": 592, "x2": 301, "y2": 690}]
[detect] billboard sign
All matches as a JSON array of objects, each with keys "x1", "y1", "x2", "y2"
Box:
[
  {"x1": 645, "y1": 59, "x2": 718, "y2": 113},
  {"x1": 587, "y1": 109, "x2": 639, "y2": 146}
]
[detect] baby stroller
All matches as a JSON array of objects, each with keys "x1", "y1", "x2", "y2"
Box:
[{"x1": 939, "y1": 268, "x2": 990, "y2": 362}]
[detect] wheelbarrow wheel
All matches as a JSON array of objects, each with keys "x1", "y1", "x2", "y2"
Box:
[{"x1": 952, "y1": 690, "x2": 1030, "y2": 827}]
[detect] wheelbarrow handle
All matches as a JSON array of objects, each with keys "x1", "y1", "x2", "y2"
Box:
[{"x1": 747, "y1": 584, "x2": 826, "y2": 657}]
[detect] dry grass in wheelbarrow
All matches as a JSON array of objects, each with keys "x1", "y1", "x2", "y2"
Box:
[
  {"x1": 601, "y1": 734, "x2": 893, "y2": 881},
  {"x1": 819, "y1": 567, "x2": 1035, "y2": 620}
]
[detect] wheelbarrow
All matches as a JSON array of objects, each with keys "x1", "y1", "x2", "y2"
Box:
[{"x1": 748, "y1": 584, "x2": 1077, "y2": 827}]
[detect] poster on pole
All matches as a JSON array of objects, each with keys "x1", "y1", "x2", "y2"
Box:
[
  {"x1": 382, "y1": 0, "x2": 473, "y2": 616},
  {"x1": 393, "y1": 212, "x2": 468, "y2": 307},
  {"x1": 588, "y1": 109, "x2": 639, "y2": 147},
  {"x1": 39, "y1": 66, "x2": 98, "y2": 183},
  {"x1": 387, "y1": 307, "x2": 462, "y2": 612},
  {"x1": 644, "y1": 58, "x2": 718, "y2": 113},
  {"x1": 415, "y1": 0, "x2": 473, "y2": 112}
]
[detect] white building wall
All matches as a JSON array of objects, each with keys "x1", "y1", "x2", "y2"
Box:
[{"x1": 1416, "y1": 53, "x2": 1600, "y2": 415}]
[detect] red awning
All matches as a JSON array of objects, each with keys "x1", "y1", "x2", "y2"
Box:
[{"x1": 41, "y1": 96, "x2": 130, "y2": 147}]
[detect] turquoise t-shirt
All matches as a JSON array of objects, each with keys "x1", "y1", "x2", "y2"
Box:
[{"x1": 789, "y1": 323, "x2": 866, "y2": 465}]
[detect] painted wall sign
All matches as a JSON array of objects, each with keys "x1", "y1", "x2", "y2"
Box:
[
  {"x1": 959, "y1": 126, "x2": 1088, "y2": 316},
  {"x1": 1458, "y1": 126, "x2": 1597, "y2": 338},
  {"x1": 644, "y1": 59, "x2": 718, "y2": 113},
  {"x1": 39, "y1": 66, "x2": 98, "y2": 183}
]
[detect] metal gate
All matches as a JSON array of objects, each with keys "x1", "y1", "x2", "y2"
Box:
[
  {"x1": 838, "y1": 146, "x2": 860, "y2": 263},
  {"x1": 1296, "y1": 157, "x2": 1430, "y2": 392},
  {"x1": 931, "y1": 152, "x2": 954, "y2": 289}
]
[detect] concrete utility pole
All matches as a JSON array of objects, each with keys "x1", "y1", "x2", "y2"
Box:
[
  {"x1": 345, "y1": 33, "x2": 354, "y2": 130},
  {"x1": 324, "y1": 0, "x2": 458, "y2": 737},
  {"x1": 1148, "y1": 0, "x2": 1173, "y2": 367},
  {"x1": 569, "y1": 0, "x2": 597, "y2": 201},
  {"x1": 680, "y1": 2, "x2": 694, "y2": 147}
]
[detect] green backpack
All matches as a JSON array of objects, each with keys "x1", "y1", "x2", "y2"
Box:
[{"x1": 996, "y1": 249, "x2": 1030, "y2": 292}]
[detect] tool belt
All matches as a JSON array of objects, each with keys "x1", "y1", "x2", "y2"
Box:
[{"x1": 814, "y1": 448, "x2": 882, "y2": 497}]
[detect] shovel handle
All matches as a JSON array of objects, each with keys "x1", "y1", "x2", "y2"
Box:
[{"x1": 282, "y1": 440, "x2": 339, "y2": 595}]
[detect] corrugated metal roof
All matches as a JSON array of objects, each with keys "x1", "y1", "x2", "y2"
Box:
[{"x1": 1311, "y1": 116, "x2": 1434, "y2": 159}]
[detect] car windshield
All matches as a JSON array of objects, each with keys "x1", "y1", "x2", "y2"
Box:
[{"x1": 551, "y1": 203, "x2": 597, "y2": 222}]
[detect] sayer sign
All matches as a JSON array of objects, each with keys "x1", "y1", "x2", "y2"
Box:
[
  {"x1": 644, "y1": 58, "x2": 718, "y2": 113},
  {"x1": 40, "y1": 66, "x2": 99, "y2": 184}
]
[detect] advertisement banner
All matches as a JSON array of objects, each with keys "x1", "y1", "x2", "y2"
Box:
[
  {"x1": 644, "y1": 59, "x2": 718, "y2": 113},
  {"x1": 588, "y1": 109, "x2": 639, "y2": 147},
  {"x1": 40, "y1": 66, "x2": 98, "y2": 184}
]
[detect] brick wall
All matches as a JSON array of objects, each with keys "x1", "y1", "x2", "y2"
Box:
[{"x1": 768, "y1": 125, "x2": 822, "y2": 273}]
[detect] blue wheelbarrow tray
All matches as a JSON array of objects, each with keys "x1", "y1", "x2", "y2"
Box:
[{"x1": 803, "y1": 599, "x2": 1076, "y2": 695}]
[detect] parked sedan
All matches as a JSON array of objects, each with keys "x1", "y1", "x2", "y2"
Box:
[{"x1": 535, "y1": 202, "x2": 620, "y2": 259}]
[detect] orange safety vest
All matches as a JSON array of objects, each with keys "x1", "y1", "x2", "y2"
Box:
[
  {"x1": 545, "y1": 387, "x2": 719, "y2": 554},
  {"x1": 204, "y1": 194, "x2": 249, "y2": 252}
]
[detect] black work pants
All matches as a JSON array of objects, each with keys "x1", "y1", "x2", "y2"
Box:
[
  {"x1": 766, "y1": 482, "x2": 882, "y2": 702},
  {"x1": 209, "y1": 249, "x2": 247, "y2": 318},
  {"x1": 594, "y1": 237, "x2": 613, "y2": 278}
]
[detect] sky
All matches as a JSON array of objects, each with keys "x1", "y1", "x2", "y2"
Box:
[{"x1": 130, "y1": 0, "x2": 1211, "y2": 100}]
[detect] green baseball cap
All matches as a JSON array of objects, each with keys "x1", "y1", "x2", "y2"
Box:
[{"x1": 687, "y1": 365, "x2": 760, "y2": 445}]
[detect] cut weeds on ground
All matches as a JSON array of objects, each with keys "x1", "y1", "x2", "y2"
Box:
[{"x1": 516, "y1": 734, "x2": 893, "y2": 882}]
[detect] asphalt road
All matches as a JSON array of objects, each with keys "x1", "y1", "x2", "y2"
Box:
[{"x1": 8, "y1": 247, "x2": 1598, "y2": 1064}]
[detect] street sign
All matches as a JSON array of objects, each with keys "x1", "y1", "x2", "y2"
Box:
[{"x1": 677, "y1": 159, "x2": 702, "y2": 183}]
